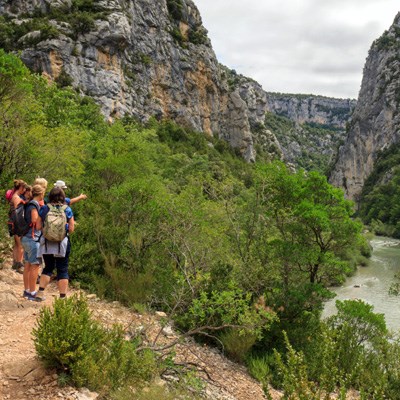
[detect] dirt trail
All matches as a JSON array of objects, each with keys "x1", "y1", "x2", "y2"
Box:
[
  {"x1": 0, "y1": 257, "x2": 277, "y2": 400},
  {"x1": 0, "y1": 257, "x2": 98, "y2": 400}
]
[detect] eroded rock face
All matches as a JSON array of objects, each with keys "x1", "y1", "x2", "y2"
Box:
[
  {"x1": 266, "y1": 94, "x2": 356, "y2": 129},
  {"x1": 0, "y1": 0, "x2": 355, "y2": 165},
  {"x1": 228, "y1": 71, "x2": 355, "y2": 168},
  {"x1": 330, "y1": 13, "x2": 400, "y2": 200},
  {"x1": 0, "y1": 0, "x2": 256, "y2": 160}
]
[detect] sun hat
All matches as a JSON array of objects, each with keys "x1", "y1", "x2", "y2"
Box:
[{"x1": 54, "y1": 180, "x2": 67, "y2": 189}]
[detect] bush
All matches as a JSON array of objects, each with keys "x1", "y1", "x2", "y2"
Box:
[
  {"x1": 219, "y1": 329, "x2": 257, "y2": 362},
  {"x1": 70, "y1": 12, "x2": 95, "y2": 37},
  {"x1": 166, "y1": 0, "x2": 184, "y2": 21},
  {"x1": 246, "y1": 355, "x2": 272, "y2": 391},
  {"x1": 188, "y1": 28, "x2": 207, "y2": 45},
  {"x1": 273, "y1": 332, "x2": 319, "y2": 398},
  {"x1": 55, "y1": 69, "x2": 74, "y2": 88},
  {"x1": 33, "y1": 295, "x2": 158, "y2": 392}
]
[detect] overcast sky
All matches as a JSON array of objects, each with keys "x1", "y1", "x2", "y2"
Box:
[{"x1": 194, "y1": 0, "x2": 399, "y2": 99}]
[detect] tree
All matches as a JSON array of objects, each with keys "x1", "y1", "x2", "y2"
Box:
[
  {"x1": 256, "y1": 162, "x2": 362, "y2": 287},
  {"x1": 249, "y1": 162, "x2": 364, "y2": 350}
]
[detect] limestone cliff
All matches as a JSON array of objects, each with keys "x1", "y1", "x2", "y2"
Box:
[
  {"x1": 0, "y1": 0, "x2": 255, "y2": 160},
  {"x1": 330, "y1": 13, "x2": 400, "y2": 200},
  {"x1": 0, "y1": 0, "x2": 354, "y2": 166},
  {"x1": 225, "y1": 69, "x2": 355, "y2": 171}
]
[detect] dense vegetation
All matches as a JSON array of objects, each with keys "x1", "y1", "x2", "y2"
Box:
[
  {"x1": 359, "y1": 143, "x2": 400, "y2": 238},
  {"x1": 2, "y1": 49, "x2": 400, "y2": 399}
]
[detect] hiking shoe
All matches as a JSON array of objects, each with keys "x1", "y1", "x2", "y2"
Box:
[
  {"x1": 16, "y1": 266, "x2": 24, "y2": 274},
  {"x1": 27, "y1": 293, "x2": 37, "y2": 301},
  {"x1": 34, "y1": 292, "x2": 46, "y2": 302},
  {"x1": 27, "y1": 293, "x2": 44, "y2": 302},
  {"x1": 23, "y1": 290, "x2": 31, "y2": 298}
]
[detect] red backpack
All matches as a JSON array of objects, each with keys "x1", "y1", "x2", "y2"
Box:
[{"x1": 5, "y1": 189, "x2": 15, "y2": 203}]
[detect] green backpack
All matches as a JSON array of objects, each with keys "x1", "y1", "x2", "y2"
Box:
[{"x1": 42, "y1": 204, "x2": 68, "y2": 242}]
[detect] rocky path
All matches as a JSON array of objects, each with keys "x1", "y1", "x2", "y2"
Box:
[
  {"x1": 0, "y1": 256, "x2": 279, "y2": 400},
  {"x1": 0, "y1": 258, "x2": 98, "y2": 400}
]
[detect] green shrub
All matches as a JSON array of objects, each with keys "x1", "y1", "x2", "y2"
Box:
[
  {"x1": 219, "y1": 329, "x2": 257, "y2": 362},
  {"x1": 166, "y1": 0, "x2": 184, "y2": 21},
  {"x1": 72, "y1": 0, "x2": 97, "y2": 12},
  {"x1": 246, "y1": 355, "x2": 272, "y2": 391},
  {"x1": 33, "y1": 295, "x2": 158, "y2": 392},
  {"x1": 169, "y1": 26, "x2": 186, "y2": 47},
  {"x1": 70, "y1": 12, "x2": 95, "y2": 37},
  {"x1": 55, "y1": 69, "x2": 74, "y2": 88},
  {"x1": 188, "y1": 28, "x2": 207, "y2": 45},
  {"x1": 273, "y1": 332, "x2": 319, "y2": 398}
]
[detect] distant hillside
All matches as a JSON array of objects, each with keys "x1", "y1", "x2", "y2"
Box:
[{"x1": 226, "y1": 68, "x2": 355, "y2": 172}]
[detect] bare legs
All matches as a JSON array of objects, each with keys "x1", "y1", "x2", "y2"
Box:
[
  {"x1": 23, "y1": 263, "x2": 40, "y2": 293},
  {"x1": 37, "y1": 275, "x2": 69, "y2": 298},
  {"x1": 58, "y1": 279, "x2": 68, "y2": 296},
  {"x1": 13, "y1": 236, "x2": 23, "y2": 269}
]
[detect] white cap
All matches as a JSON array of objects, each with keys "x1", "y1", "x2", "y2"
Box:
[{"x1": 54, "y1": 180, "x2": 67, "y2": 189}]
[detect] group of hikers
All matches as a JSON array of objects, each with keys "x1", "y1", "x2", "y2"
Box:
[{"x1": 6, "y1": 178, "x2": 87, "y2": 301}]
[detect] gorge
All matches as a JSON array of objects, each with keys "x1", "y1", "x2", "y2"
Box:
[{"x1": 2, "y1": 1, "x2": 400, "y2": 399}]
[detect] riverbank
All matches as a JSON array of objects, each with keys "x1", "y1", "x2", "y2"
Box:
[{"x1": 323, "y1": 237, "x2": 400, "y2": 331}]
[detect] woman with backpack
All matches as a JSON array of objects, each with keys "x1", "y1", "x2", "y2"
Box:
[
  {"x1": 8, "y1": 179, "x2": 27, "y2": 272},
  {"x1": 35, "y1": 187, "x2": 75, "y2": 300},
  {"x1": 21, "y1": 184, "x2": 45, "y2": 301}
]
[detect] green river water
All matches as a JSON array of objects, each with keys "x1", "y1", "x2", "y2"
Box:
[{"x1": 323, "y1": 237, "x2": 400, "y2": 332}]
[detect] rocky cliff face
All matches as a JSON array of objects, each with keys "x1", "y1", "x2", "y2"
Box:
[
  {"x1": 330, "y1": 13, "x2": 400, "y2": 200},
  {"x1": 266, "y1": 93, "x2": 355, "y2": 129},
  {"x1": 0, "y1": 0, "x2": 354, "y2": 166},
  {"x1": 0, "y1": 0, "x2": 255, "y2": 160},
  {"x1": 226, "y1": 70, "x2": 355, "y2": 170},
  {"x1": 265, "y1": 93, "x2": 356, "y2": 171}
]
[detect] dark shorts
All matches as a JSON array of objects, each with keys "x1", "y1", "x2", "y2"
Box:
[{"x1": 42, "y1": 239, "x2": 71, "y2": 280}]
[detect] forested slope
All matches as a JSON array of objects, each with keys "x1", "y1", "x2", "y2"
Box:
[{"x1": 1, "y1": 50, "x2": 400, "y2": 399}]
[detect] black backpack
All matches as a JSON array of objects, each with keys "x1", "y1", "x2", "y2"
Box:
[{"x1": 7, "y1": 201, "x2": 39, "y2": 237}]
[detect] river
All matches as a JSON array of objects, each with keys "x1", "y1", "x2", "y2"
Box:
[{"x1": 323, "y1": 237, "x2": 400, "y2": 332}]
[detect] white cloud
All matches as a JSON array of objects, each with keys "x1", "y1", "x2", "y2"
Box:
[{"x1": 194, "y1": 0, "x2": 399, "y2": 98}]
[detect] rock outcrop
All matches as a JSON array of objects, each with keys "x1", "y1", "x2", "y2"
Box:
[
  {"x1": 330, "y1": 13, "x2": 400, "y2": 200},
  {"x1": 0, "y1": 0, "x2": 354, "y2": 166}
]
